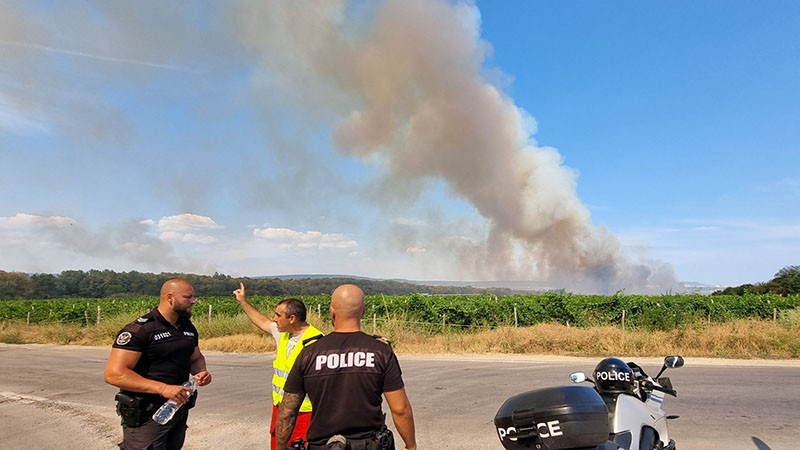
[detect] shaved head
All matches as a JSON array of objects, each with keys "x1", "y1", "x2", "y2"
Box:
[
  {"x1": 161, "y1": 277, "x2": 192, "y2": 300},
  {"x1": 158, "y1": 277, "x2": 196, "y2": 323},
  {"x1": 331, "y1": 284, "x2": 365, "y2": 324}
]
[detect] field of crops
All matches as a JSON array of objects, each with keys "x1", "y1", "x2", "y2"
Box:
[{"x1": 2, "y1": 293, "x2": 799, "y2": 331}]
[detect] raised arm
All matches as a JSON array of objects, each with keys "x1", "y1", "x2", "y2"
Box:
[
  {"x1": 233, "y1": 282, "x2": 274, "y2": 333},
  {"x1": 104, "y1": 348, "x2": 193, "y2": 405},
  {"x1": 385, "y1": 388, "x2": 417, "y2": 450}
]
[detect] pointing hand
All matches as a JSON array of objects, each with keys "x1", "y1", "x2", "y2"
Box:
[{"x1": 233, "y1": 282, "x2": 246, "y2": 302}]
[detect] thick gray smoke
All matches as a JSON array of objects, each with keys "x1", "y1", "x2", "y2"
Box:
[
  {"x1": 2, "y1": 0, "x2": 681, "y2": 291},
  {"x1": 238, "y1": 0, "x2": 680, "y2": 293}
]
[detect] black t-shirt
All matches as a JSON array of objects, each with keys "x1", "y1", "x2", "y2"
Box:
[
  {"x1": 283, "y1": 331, "x2": 405, "y2": 445},
  {"x1": 112, "y1": 307, "x2": 199, "y2": 399}
]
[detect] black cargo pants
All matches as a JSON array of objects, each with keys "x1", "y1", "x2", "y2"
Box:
[{"x1": 119, "y1": 407, "x2": 188, "y2": 450}]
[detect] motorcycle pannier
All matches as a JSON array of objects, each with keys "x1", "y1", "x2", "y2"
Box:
[{"x1": 494, "y1": 385, "x2": 609, "y2": 450}]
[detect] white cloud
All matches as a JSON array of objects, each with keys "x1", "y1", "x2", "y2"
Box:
[
  {"x1": 0, "y1": 213, "x2": 75, "y2": 228},
  {"x1": 253, "y1": 227, "x2": 357, "y2": 249},
  {"x1": 406, "y1": 246, "x2": 427, "y2": 253},
  {"x1": 158, "y1": 231, "x2": 183, "y2": 241},
  {"x1": 182, "y1": 233, "x2": 218, "y2": 244},
  {"x1": 159, "y1": 230, "x2": 218, "y2": 244},
  {"x1": 154, "y1": 214, "x2": 222, "y2": 244},
  {"x1": 0, "y1": 212, "x2": 212, "y2": 273},
  {"x1": 157, "y1": 213, "x2": 221, "y2": 232}
]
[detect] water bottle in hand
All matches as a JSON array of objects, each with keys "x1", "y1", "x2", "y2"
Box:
[{"x1": 152, "y1": 377, "x2": 198, "y2": 425}]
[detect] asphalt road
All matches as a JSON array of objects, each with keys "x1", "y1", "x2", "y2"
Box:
[{"x1": 0, "y1": 343, "x2": 798, "y2": 449}]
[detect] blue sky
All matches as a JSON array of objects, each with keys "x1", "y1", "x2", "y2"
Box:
[{"x1": 1, "y1": 0, "x2": 798, "y2": 292}]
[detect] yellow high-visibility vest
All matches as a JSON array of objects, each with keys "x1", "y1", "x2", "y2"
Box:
[{"x1": 272, "y1": 324, "x2": 322, "y2": 411}]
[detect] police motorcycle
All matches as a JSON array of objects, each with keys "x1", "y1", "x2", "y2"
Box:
[{"x1": 494, "y1": 356, "x2": 684, "y2": 450}]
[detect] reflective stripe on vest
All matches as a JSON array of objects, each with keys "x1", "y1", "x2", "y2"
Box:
[
  {"x1": 272, "y1": 324, "x2": 321, "y2": 411},
  {"x1": 272, "y1": 383, "x2": 311, "y2": 405}
]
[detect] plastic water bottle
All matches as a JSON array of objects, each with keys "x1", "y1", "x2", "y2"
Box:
[{"x1": 152, "y1": 376, "x2": 198, "y2": 425}]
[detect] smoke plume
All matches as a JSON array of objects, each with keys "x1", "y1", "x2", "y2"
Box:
[{"x1": 238, "y1": 0, "x2": 680, "y2": 293}]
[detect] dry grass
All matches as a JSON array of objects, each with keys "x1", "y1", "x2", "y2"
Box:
[
  {"x1": 201, "y1": 333, "x2": 276, "y2": 352},
  {"x1": 1, "y1": 315, "x2": 798, "y2": 359},
  {"x1": 391, "y1": 320, "x2": 800, "y2": 359}
]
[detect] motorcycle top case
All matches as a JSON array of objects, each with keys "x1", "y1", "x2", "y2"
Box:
[{"x1": 494, "y1": 385, "x2": 610, "y2": 450}]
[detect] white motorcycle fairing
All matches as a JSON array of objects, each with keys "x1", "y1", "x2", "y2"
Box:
[{"x1": 611, "y1": 389, "x2": 670, "y2": 449}]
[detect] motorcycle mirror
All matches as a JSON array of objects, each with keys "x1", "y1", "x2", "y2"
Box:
[
  {"x1": 569, "y1": 372, "x2": 588, "y2": 383},
  {"x1": 655, "y1": 355, "x2": 685, "y2": 379},
  {"x1": 664, "y1": 355, "x2": 684, "y2": 368}
]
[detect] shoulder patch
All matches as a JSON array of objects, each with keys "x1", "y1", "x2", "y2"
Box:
[
  {"x1": 372, "y1": 335, "x2": 392, "y2": 346},
  {"x1": 302, "y1": 333, "x2": 324, "y2": 346},
  {"x1": 116, "y1": 331, "x2": 133, "y2": 346}
]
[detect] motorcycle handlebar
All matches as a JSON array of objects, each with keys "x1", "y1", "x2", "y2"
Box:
[{"x1": 642, "y1": 380, "x2": 677, "y2": 397}]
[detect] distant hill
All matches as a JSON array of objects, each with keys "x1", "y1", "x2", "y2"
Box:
[
  {"x1": 679, "y1": 281, "x2": 724, "y2": 295},
  {"x1": 0, "y1": 269, "x2": 526, "y2": 299},
  {"x1": 4, "y1": 269, "x2": 761, "y2": 299},
  {"x1": 262, "y1": 274, "x2": 550, "y2": 294},
  {"x1": 712, "y1": 265, "x2": 800, "y2": 296},
  {"x1": 265, "y1": 274, "x2": 720, "y2": 294}
]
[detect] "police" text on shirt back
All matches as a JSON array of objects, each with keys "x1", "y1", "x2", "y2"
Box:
[{"x1": 315, "y1": 352, "x2": 375, "y2": 370}]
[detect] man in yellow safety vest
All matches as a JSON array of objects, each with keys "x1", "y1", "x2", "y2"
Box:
[{"x1": 234, "y1": 282, "x2": 322, "y2": 449}]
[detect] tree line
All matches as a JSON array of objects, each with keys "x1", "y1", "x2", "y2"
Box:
[
  {"x1": 712, "y1": 265, "x2": 800, "y2": 296},
  {"x1": 0, "y1": 269, "x2": 516, "y2": 300},
  {"x1": 3, "y1": 265, "x2": 796, "y2": 300}
]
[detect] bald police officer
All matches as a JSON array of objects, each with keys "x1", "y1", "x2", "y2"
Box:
[
  {"x1": 105, "y1": 278, "x2": 212, "y2": 450},
  {"x1": 276, "y1": 284, "x2": 416, "y2": 450}
]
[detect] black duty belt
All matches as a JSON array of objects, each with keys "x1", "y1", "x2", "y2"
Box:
[{"x1": 306, "y1": 432, "x2": 394, "y2": 450}]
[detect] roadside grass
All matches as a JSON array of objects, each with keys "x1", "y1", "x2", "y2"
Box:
[
  {"x1": 0, "y1": 329, "x2": 24, "y2": 344},
  {"x1": 779, "y1": 308, "x2": 800, "y2": 327},
  {"x1": 398, "y1": 320, "x2": 800, "y2": 359},
  {"x1": 1, "y1": 313, "x2": 798, "y2": 359}
]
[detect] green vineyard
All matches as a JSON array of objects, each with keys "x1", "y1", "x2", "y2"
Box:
[{"x1": 2, "y1": 293, "x2": 799, "y2": 331}]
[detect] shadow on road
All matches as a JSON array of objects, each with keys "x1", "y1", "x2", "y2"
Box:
[{"x1": 752, "y1": 437, "x2": 771, "y2": 450}]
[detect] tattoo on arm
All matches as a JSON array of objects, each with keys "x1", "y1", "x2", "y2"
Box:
[{"x1": 276, "y1": 392, "x2": 304, "y2": 448}]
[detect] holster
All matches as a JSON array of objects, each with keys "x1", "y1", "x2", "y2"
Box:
[
  {"x1": 368, "y1": 424, "x2": 395, "y2": 450},
  {"x1": 115, "y1": 391, "x2": 197, "y2": 427},
  {"x1": 115, "y1": 392, "x2": 156, "y2": 427},
  {"x1": 309, "y1": 427, "x2": 394, "y2": 450},
  {"x1": 289, "y1": 438, "x2": 308, "y2": 450}
]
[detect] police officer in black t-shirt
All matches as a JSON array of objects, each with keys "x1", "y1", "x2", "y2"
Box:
[
  {"x1": 276, "y1": 284, "x2": 417, "y2": 450},
  {"x1": 104, "y1": 278, "x2": 212, "y2": 450}
]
